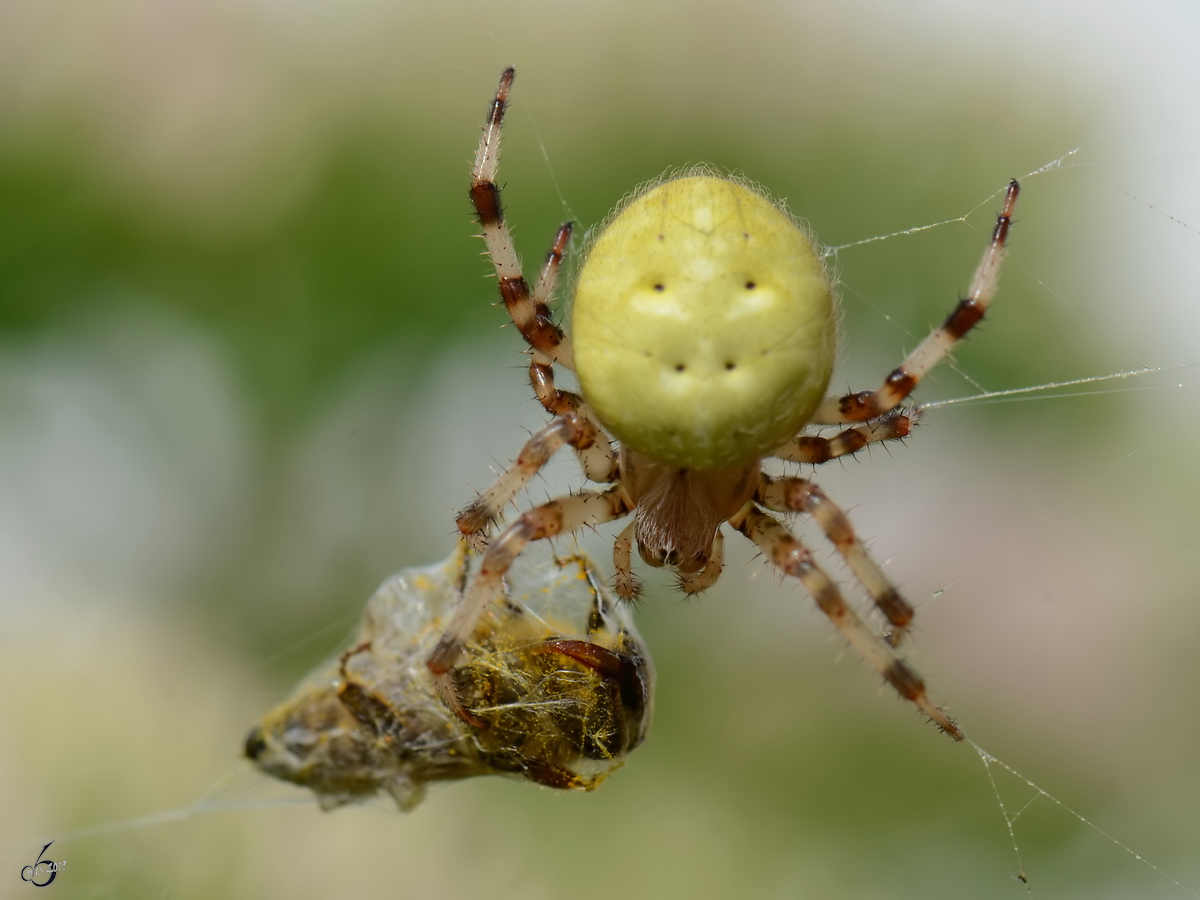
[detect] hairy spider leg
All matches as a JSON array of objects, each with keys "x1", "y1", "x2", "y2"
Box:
[
  {"x1": 731, "y1": 506, "x2": 962, "y2": 740},
  {"x1": 812, "y1": 180, "x2": 1020, "y2": 424},
  {"x1": 612, "y1": 521, "x2": 640, "y2": 600},
  {"x1": 467, "y1": 70, "x2": 617, "y2": 500},
  {"x1": 527, "y1": 223, "x2": 590, "y2": 419},
  {"x1": 756, "y1": 473, "x2": 915, "y2": 645},
  {"x1": 429, "y1": 488, "x2": 633, "y2": 724},
  {"x1": 470, "y1": 69, "x2": 573, "y2": 370},
  {"x1": 770, "y1": 408, "x2": 919, "y2": 465},
  {"x1": 457, "y1": 411, "x2": 618, "y2": 548}
]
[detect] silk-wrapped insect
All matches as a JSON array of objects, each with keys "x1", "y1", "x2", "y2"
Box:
[{"x1": 245, "y1": 542, "x2": 653, "y2": 811}]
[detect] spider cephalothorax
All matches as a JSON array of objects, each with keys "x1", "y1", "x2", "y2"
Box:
[{"x1": 427, "y1": 68, "x2": 1020, "y2": 741}]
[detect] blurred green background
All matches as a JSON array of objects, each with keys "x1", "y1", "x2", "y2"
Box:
[{"x1": 3, "y1": 0, "x2": 1200, "y2": 897}]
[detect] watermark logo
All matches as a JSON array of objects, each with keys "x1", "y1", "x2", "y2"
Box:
[{"x1": 19, "y1": 842, "x2": 65, "y2": 888}]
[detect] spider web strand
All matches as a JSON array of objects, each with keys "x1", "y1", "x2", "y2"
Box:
[
  {"x1": 919, "y1": 364, "x2": 1200, "y2": 410},
  {"x1": 969, "y1": 741, "x2": 1200, "y2": 899}
]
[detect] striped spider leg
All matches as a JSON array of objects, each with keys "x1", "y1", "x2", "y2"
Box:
[
  {"x1": 758, "y1": 180, "x2": 1020, "y2": 648},
  {"x1": 429, "y1": 487, "x2": 633, "y2": 726},
  {"x1": 812, "y1": 179, "x2": 1020, "y2": 424},
  {"x1": 730, "y1": 504, "x2": 962, "y2": 739},
  {"x1": 760, "y1": 411, "x2": 923, "y2": 647},
  {"x1": 457, "y1": 68, "x2": 618, "y2": 549},
  {"x1": 755, "y1": 471, "x2": 915, "y2": 647},
  {"x1": 771, "y1": 407, "x2": 921, "y2": 465}
]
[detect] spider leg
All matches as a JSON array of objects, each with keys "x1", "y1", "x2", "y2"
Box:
[
  {"x1": 429, "y1": 487, "x2": 633, "y2": 725},
  {"x1": 679, "y1": 529, "x2": 724, "y2": 595},
  {"x1": 531, "y1": 381, "x2": 620, "y2": 482},
  {"x1": 731, "y1": 505, "x2": 961, "y2": 740},
  {"x1": 526, "y1": 223, "x2": 584, "y2": 417},
  {"x1": 471, "y1": 68, "x2": 574, "y2": 371},
  {"x1": 812, "y1": 179, "x2": 1019, "y2": 424},
  {"x1": 467, "y1": 70, "x2": 616, "y2": 488},
  {"x1": 770, "y1": 408, "x2": 919, "y2": 465},
  {"x1": 756, "y1": 473, "x2": 914, "y2": 645},
  {"x1": 531, "y1": 221, "x2": 572, "y2": 317},
  {"x1": 612, "y1": 521, "x2": 641, "y2": 601},
  {"x1": 457, "y1": 410, "x2": 619, "y2": 548}
]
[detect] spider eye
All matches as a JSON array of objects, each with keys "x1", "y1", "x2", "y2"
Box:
[
  {"x1": 653, "y1": 283, "x2": 665, "y2": 292},
  {"x1": 725, "y1": 361, "x2": 736, "y2": 371},
  {"x1": 745, "y1": 281, "x2": 756, "y2": 289}
]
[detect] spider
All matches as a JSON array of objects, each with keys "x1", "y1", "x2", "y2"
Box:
[{"x1": 427, "y1": 67, "x2": 1020, "y2": 741}]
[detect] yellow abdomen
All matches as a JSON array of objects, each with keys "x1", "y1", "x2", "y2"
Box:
[{"x1": 573, "y1": 174, "x2": 836, "y2": 470}]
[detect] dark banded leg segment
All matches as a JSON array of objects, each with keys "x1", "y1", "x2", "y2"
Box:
[
  {"x1": 771, "y1": 408, "x2": 919, "y2": 465},
  {"x1": 470, "y1": 68, "x2": 574, "y2": 371},
  {"x1": 756, "y1": 474, "x2": 914, "y2": 645},
  {"x1": 527, "y1": 366, "x2": 620, "y2": 485},
  {"x1": 812, "y1": 180, "x2": 1020, "y2": 424},
  {"x1": 429, "y1": 488, "x2": 633, "y2": 725},
  {"x1": 525, "y1": 223, "x2": 584, "y2": 416},
  {"x1": 521, "y1": 223, "x2": 620, "y2": 476},
  {"x1": 457, "y1": 411, "x2": 617, "y2": 549},
  {"x1": 732, "y1": 507, "x2": 961, "y2": 740},
  {"x1": 531, "y1": 222, "x2": 572, "y2": 330}
]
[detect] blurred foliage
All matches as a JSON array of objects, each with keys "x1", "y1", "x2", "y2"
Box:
[
  {"x1": 0, "y1": 66, "x2": 1101, "y2": 437},
  {"x1": 0, "y1": 121, "x2": 482, "y2": 432}
]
